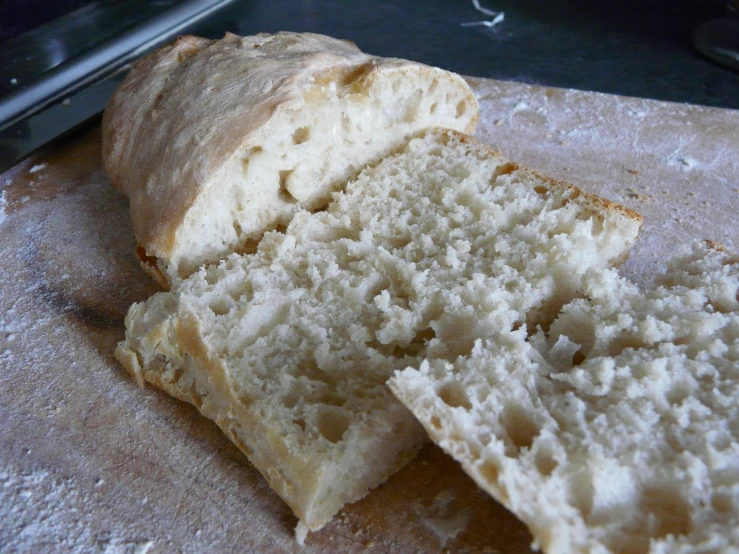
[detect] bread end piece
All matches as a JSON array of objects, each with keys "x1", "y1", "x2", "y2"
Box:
[{"x1": 103, "y1": 31, "x2": 480, "y2": 285}]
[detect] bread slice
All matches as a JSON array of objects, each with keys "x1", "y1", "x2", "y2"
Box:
[
  {"x1": 389, "y1": 240, "x2": 739, "y2": 554},
  {"x1": 102, "y1": 31, "x2": 479, "y2": 285},
  {"x1": 115, "y1": 128, "x2": 641, "y2": 541}
]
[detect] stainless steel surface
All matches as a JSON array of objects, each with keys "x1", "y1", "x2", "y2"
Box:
[{"x1": 0, "y1": 0, "x2": 236, "y2": 173}]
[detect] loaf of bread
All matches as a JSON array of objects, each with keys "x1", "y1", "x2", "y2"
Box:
[
  {"x1": 389, "y1": 240, "x2": 739, "y2": 554},
  {"x1": 102, "y1": 32, "x2": 479, "y2": 285},
  {"x1": 116, "y1": 129, "x2": 641, "y2": 541}
]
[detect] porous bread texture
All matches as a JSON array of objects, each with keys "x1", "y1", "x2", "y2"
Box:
[
  {"x1": 390, "y1": 240, "x2": 739, "y2": 554},
  {"x1": 102, "y1": 31, "x2": 478, "y2": 285},
  {"x1": 116, "y1": 129, "x2": 641, "y2": 539}
]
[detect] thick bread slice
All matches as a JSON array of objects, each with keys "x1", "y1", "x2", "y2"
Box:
[
  {"x1": 390, "y1": 240, "x2": 739, "y2": 554},
  {"x1": 102, "y1": 31, "x2": 479, "y2": 285},
  {"x1": 116, "y1": 129, "x2": 641, "y2": 540}
]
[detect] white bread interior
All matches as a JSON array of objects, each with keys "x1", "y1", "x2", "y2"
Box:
[
  {"x1": 116, "y1": 129, "x2": 642, "y2": 539},
  {"x1": 390, "y1": 240, "x2": 739, "y2": 554}
]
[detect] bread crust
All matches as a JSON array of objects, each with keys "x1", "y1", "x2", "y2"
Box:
[{"x1": 102, "y1": 32, "x2": 478, "y2": 280}]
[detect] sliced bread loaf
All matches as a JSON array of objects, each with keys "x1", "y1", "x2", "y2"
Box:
[
  {"x1": 389, "y1": 240, "x2": 739, "y2": 554},
  {"x1": 102, "y1": 32, "x2": 479, "y2": 285},
  {"x1": 115, "y1": 128, "x2": 641, "y2": 540}
]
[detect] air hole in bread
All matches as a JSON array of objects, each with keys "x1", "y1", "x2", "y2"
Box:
[
  {"x1": 438, "y1": 381, "x2": 472, "y2": 410},
  {"x1": 278, "y1": 170, "x2": 297, "y2": 203},
  {"x1": 534, "y1": 185, "x2": 549, "y2": 195},
  {"x1": 569, "y1": 470, "x2": 594, "y2": 516},
  {"x1": 292, "y1": 126, "x2": 311, "y2": 144},
  {"x1": 293, "y1": 417, "x2": 306, "y2": 431},
  {"x1": 639, "y1": 487, "x2": 692, "y2": 538},
  {"x1": 233, "y1": 237, "x2": 260, "y2": 256},
  {"x1": 607, "y1": 334, "x2": 648, "y2": 358},
  {"x1": 209, "y1": 298, "x2": 231, "y2": 316},
  {"x1": 430, "y1": 102, "x2": 438, "y2": 115},
  {"x1": 188, "y1": 385, "x2": 204, "y2": 409},
  {"x1": 666, "y1": 383, "x2": 690, "y2": 405},
  {"x1": 430, "y1": 415, "x2": 442, "y2": 430},
  {"x1": 712, "y1": 492, "x2": 733, "y2": 513},
  {"x1": 572, "y1": 349, "x2": 586, "y2": 366},
  {"x1": 232, "y1": 219, "x2": 243, "y2": 238},
  {"x1": 478, "y1": 459, "x2": 500, "y2": 487},
  {"x1": 501, "y1": 405, "x2": 539, "y2": 452},
  {"x1": 534, "y1": 446, "x2": 559, "y2": 476},
  {"x1": 241, "y1": 145, "x2": 263, "y2": 169},
  {"x1": 402, "y1": 90, "x2": 423, "y2": 123},
  {"x1": 317, "y1": 408, "x2": 350, "y2": 443},
  {"x1": 456, "y1": 100, "x2": 467, "y2": 118}
]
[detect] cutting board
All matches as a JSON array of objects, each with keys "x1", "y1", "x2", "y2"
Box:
[{"x1": 1, "y1": 77, "x2": 738, "y2": 553}]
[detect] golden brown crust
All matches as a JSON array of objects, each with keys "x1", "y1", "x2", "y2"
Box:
[
  {"x1": 440, "y1": 128, "x2": 643, "y2": 226},
  {"x1": 135, "y1": 245, "x2": 170, "y2": 290}
]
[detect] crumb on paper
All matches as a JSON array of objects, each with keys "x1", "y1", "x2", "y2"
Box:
[
  {"x1": 29, "y1": 163, "x2": 47, "y2": 174},
  {"x1": 62, "y1": 98, "x2": 71, "y2": 106},
  {"x1": 461, "y1": 0, "x2": 504, "y2": 28},
  {"x1": 626, "y1": 168, "x2": 639, "y2": 174},
  {"x1": 10, "y1": 78, "x2": 17, "y2": 85},
  {"x1": 627, "y1": 189, "x2": 650, "y2": 201}
]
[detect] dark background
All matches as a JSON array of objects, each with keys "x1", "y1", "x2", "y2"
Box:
[{"x1": 1, "y1": 0, "x2": 737, "y2": 109}]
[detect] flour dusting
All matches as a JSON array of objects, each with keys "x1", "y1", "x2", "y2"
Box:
[
  {"x1": 0, "y1": 190, "x2": 7, "y2": 225},
  {"x1": 413, "y1": 488, "x2": 471, "y2": 548}
]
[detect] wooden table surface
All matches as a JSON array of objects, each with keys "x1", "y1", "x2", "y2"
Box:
[{"x1": 1, "y1": 77, "x2": 737, "y2": 553}]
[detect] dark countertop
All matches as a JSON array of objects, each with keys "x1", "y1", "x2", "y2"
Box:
[
  {"x1": 209, "y1": 0, "x2": 739, "y2": 110},
  {"x1": 0, "y1": 0, "x2": 736, "y2": 172},
  {"x1": 1, "y1": 0, "x2": 738, "y2": 110}
]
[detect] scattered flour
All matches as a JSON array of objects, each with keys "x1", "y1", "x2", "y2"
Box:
[
  {"x1": 413, "y1": 489, "x2": 471, "y2": 548},
  {"x1": 0, "y1": 190, "x2": 7, "y2": 225},
  {"x1": 667, "y1": 156, "x2": 699, "y2": 170},
  {"x1": 0, "y1": 465, "x2": 154, "y2": 554},
  {"x1": 29, "y1": 164, "x2": 48, "y2": 174}
]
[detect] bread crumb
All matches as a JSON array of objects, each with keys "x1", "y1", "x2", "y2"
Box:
[
  {"x1": 295, "y1": 521, "x2": 309, "y2": 545},
  {"x1": 626, "y1": 168, "x2": 639, "y2": 174},
  {"x1": 627, "y1": 189, "x2": 650, "y2": 201}
]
